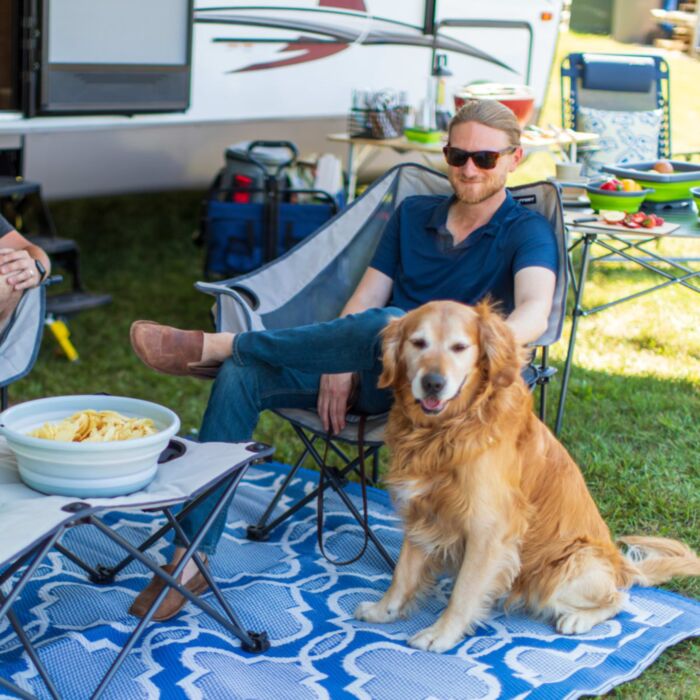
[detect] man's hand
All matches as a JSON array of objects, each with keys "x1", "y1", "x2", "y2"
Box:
[
  {"x1": 318, "y1": 372, "x2": 354, "y2": 434},
  {"x1": 0, "y1": 248, "x2": 39, "y2": 291}
]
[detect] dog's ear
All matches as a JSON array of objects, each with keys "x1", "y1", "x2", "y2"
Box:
[
  {"x1": 476, "y1": 301, "x2": 520, "y2": 388},
  {"x1": 378, "y1": 316, "x2": 403, "y2": 388}
]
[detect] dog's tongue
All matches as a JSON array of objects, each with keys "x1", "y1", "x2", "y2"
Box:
[{"x1": 421, "y1": 397, "x2": 443, "y2": 411}]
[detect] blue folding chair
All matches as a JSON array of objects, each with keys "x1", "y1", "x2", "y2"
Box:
[{"x1": 561, "y1": 53, "x2": 671, "y2": 173}]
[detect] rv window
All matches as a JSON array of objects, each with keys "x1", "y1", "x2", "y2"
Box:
[{"x1": 33, "y1": 0, "x2": 193, "y2": 115}]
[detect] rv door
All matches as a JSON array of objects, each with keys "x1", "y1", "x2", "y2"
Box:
[{"x1": 22, "y1": 0, "x2": 193, "y2": 116}]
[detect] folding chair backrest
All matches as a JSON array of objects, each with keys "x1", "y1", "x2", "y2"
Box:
[
  {"x1": 561, "y1": 52, "x2": 671, "y2": 159},
  {"x1": 198, "y1": 165, "x2": 567, "y2": 352},
  {"x1": 0, "y1": 286, "x2": 45, "y2": 408},
  {"x1": 509, "y1": 181, "x2": 568, "y2": 348},
  {"x1": 197, "y1": 164, "x2": 453, "y2": 333}
]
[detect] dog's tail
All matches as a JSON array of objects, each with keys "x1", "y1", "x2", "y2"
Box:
[{"x1": 618, "y1": 535, "x2": 700, "y2": 586}]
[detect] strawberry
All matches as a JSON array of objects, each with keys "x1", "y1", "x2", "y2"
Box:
[
  {"x1": 623, "y1": 219, "x2": 641, "y2": 228},
  {"x1": 653, "y1": 214, "x2": 665, "y2": 226},
  {"x1": 631, "y1": 212, "x2": 647, "y2": 224},
  {"x1": 641, "y1": 216, "x2": 655, "y2": 228}
]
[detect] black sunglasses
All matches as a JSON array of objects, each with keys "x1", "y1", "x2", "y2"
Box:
[{"x1": 443, "y1": 146, "x2": 517, "y2": 170}]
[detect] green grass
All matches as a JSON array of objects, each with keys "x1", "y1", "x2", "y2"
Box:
[{"x1": 8, "y1": 30, "x2": 700, "y2": 699}]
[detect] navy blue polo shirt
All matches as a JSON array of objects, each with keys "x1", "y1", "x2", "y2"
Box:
[{"x1": 369, "y1": 192, "x2": 557, "y2": 314}]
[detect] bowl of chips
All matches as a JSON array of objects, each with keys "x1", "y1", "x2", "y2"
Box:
[{"x1": 0, "y1": 395, "x2": 180, "y2": 497}]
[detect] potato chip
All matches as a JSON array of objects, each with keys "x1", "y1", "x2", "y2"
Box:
[{"x1": 29, "y1": 410, "x2": 157, "y2": 443}]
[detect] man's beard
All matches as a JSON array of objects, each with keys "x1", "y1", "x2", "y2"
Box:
[{"x1": 449, "y1": 172, "x2": 505, "y2": 205}]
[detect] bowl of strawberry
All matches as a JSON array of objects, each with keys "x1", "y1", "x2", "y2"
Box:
[
  {"x1": 585, "y1": 178, "x2": 654, "y2": 213},
  {"x1": 600, "y1": 210, "x2": 665, "y2": 229}
]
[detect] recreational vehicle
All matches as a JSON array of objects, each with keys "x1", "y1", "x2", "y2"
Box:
[{"x1": 0, "y1": 0, "x2": 563, "y2": 198}]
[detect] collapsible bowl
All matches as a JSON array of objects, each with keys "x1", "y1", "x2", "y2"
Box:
[
  {"x1": 585, "y1": 181, "x2": 653, "y2": 213},
  {"x1": 601, "y1": 161, "x2": 700, "y2": 203},
  {"x1": 0, "y1": 395, "x2": 180, "y2": 497}
]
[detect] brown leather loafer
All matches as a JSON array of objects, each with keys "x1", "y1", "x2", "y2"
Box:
[
  {"x1": 130, "y1": 320, "x2": 221, "y2": 379},
  {"x1": 129, "y1": 563, "x2": 211, "y2": 621}
]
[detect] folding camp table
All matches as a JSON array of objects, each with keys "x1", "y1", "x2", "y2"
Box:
[
  {"x1": 555, "y1": 204, "x2": 700, "y2": 434},
  {"x1": 0, "y1": 437, "x2": 274, "y2": 700}
]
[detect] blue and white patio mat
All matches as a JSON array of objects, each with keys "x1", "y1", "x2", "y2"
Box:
[{"x1": 1, "y1": 462, "x2": 699, "y2": 700}]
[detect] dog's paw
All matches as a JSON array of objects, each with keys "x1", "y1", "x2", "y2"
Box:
[
  {"x1": 556, "y1": 612, "x2": 597, "y2": 635},
  {"x1": 408, "y1": 623, "x2": 463, "y2": 653},
  {"x1": 354, "y1": 601, "x2": 401, "y2": 624}
]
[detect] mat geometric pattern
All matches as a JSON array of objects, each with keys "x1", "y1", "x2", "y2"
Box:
[{"x1": 1, "y1": 463, "x2": 699, "y2": 700}]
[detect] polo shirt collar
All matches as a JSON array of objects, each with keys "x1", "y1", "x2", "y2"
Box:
[{"x1": 427, "y1": 190, "x2": 517, "y2": 239}]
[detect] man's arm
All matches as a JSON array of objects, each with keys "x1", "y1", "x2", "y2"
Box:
[
  {"x1": 318, "y1": 267, "x2": 393, "y2": 434},
  {"x1": 505, "y1": 266, "x2": 556, "y2": 345}
]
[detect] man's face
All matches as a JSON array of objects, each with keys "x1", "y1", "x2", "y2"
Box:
[{"x1": 446, "y1": 121, "x2": 522, "y2": 205}]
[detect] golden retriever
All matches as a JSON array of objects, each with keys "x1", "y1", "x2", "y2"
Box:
[{"x1": 354, "y1": 300, "x2": 700, "y2": 653}]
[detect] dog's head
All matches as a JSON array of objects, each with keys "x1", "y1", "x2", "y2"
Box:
[{"x1": 379, "y1": 300, "x2": 524, "y2": 420}]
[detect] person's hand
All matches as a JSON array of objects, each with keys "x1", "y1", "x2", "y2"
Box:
[
  {"x1": 0, "y1": 248, "x2": 40, "y2": 291},
  {"x1": 318, "y1": 372, "x2": 354, "y2": 435}
]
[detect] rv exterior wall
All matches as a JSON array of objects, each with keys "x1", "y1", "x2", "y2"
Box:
[{"x1": 22, "y1": 116, "x2": 346, "y2": 199}]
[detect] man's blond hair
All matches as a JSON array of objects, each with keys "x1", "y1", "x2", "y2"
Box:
[{"x1": 447, "y1": 99, "x2": 521, "y2": 147}]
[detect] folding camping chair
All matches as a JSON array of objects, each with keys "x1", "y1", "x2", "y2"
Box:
[
  {"x1": 560, "y1": 52, "x2": 671, "y2": 174},
  {"x1": 196, "y1": 164, "x2": 568, "y2": 569},
  {"x1": 0, "y1": 285, "x2": 45, "y2": 411},
  {"x1": 0, "y1": 438, "x2": 273, "y2": 700}
]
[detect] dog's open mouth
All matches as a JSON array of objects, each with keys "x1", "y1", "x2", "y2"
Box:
[{"x1": 418, "y1": 396, "x2": 447, "y2": 414}]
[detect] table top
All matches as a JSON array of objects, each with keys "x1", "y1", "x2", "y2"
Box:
[
  {"x1": 328, "y1": 129, "x2": 599, "y2": 155},
  {"x1": 0, "y1": 437, "x2": 273, "y2": 566},
  {"x1": 564, "y1": 204, "x2": 700, "y2": 240}
]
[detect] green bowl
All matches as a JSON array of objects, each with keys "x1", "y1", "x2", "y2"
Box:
[
  {"x1": 585, "y1": 181, "x2": 653, "y2": 213},
  {"x1": 602, "y1": 161, "x2": 700, "y2": 203},
  {"x1": 691, "y1": 186, "x2": 700, "y2": 217},
  {"x1": 626, "y1": 178, "x2": 698, "y2": 203}
]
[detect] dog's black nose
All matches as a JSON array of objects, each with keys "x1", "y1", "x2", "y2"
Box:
[{"x1": 421, "y1": 372, "x2": 446, "y2": 395}]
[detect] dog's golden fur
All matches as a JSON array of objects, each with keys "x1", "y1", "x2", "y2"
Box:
[{"x1": 354, "y1": 300, "x2": 700, "y2": 652}]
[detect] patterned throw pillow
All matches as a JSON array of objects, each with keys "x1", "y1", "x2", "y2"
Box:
[{"x1": 577, "y1": 106, "x2": 663, "y2": 176}]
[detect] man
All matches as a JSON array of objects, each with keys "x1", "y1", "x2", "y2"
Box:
[
  {"x1": 128, "y1": 99, "x2": 558, "y2": 619},
  {"x1": 0, "y1": 214, "x2": 50, "y2": 334}
]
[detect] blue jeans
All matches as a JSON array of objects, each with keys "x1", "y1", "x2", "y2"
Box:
[{"x1": 176, "y1": 306, "x2": 405, "y2": 554}]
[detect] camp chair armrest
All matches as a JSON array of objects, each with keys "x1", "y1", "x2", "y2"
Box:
[{"x1": 195, "y1": 280, "x2": 263, "y2": 333}]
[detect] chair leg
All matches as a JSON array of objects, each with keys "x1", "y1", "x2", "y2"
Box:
[
  {"x1": 247, "y1": 424, "x2": 392, "y2": 567},
  {"x1": 322, "y1": 466, "x2": 395, "y2": 569},
  {"x1": 539, "y1": 346, "x2": 549, "y2": 421},
  {"x1": 246, "y1": 438, "x2": 313, "y2": 540}
]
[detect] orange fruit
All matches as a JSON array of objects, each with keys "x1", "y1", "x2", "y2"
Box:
[{"x1": 652, "y1": 160, "x2": 674, "y2": 174}]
